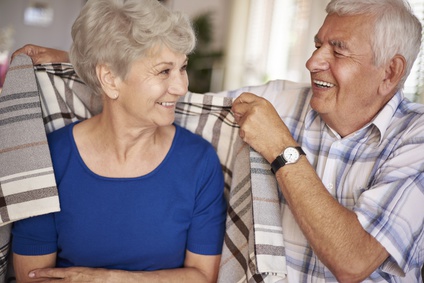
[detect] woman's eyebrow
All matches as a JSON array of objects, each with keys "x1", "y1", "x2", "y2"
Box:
[{"x1": 154, "y1": 57, "x2": 188, "y2": 67}]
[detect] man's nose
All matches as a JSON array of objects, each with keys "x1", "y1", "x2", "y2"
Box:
[{"x1": 306, "y1": 47, "x2": 330, "y2": 73}]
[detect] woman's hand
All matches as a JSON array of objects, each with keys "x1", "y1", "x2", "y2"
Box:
[
  {"x1": 11, "y1": 44, "x2": 70, "y2": 64},
  {"x1": 27, "y1": 267, "x2": 113, "y2": 283}
]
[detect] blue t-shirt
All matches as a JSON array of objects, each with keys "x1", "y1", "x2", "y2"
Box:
[{"x1": 12, "y1": 122, "x2": 226, "y2": 271}]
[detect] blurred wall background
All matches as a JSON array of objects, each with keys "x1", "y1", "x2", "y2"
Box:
[
  {"x1": 0, "y1": 0, "x2": 422, "y2": 102},
  {"x1": 0, "y1": 0, "x2": 86, "y2": 52}
]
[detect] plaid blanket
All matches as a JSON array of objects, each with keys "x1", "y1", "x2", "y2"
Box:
[
  {"x1": 175, "y1": 95, "x2": 287, "y2": 283},
  {"x1": 0, "y1": 55, "x2": 61, "y2": 225},
  {"x1": 0, "y1": 55, "x2": 61, "y2": 282},
  {"x1": 0, "y1": 54, "x2": 289, "y2": 283}
]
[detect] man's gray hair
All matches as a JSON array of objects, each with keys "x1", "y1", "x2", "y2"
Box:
[{"x1": 326, "y1": 0, "x2": 422, "y2": 88}]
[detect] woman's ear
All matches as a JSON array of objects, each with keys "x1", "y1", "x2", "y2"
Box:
[
  {"x1": 96, "y1": 64, "x2": 120, "y2": 100},
  {"x1": 378, "y1": 55, "x2": 406, "y2": 97}
]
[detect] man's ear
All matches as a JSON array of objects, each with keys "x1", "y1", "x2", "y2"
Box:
[
  {"x1": 96, "y1": 64, "x2": 120, "y2": 100},
  {"x1": 379, "y1": 55, "x2": 406, "y2": 97}
]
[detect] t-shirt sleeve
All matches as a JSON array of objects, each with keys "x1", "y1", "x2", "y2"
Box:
[
  {"x1": 12, "y1": 212, "x2": 58, "y2": 255},
  {"x1": 186, "y1": 145, "x2": 226, "y2": 255}
]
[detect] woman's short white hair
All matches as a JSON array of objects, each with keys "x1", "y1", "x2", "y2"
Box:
[
  {"x1": 70, "y1": 0, "x2": 196, "y2": 95},
  {"x1": 326, "y1": 0, "x2": 422, "y2": 88}
]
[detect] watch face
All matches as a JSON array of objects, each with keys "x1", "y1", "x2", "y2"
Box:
[{"x1": 283, "y1": 147, "x2": 300, "y2": 163}]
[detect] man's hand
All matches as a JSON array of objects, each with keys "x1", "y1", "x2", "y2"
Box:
[
  {"x1": 232, "y1": 92, "x2": 297, "y2": 163},
  {"x1": 11, "y1": 44, "x2": 70, "y2": 65}
]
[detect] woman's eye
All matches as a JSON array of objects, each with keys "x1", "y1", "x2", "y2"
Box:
[
  {"x1": 181, "y1": 64, "x2": 188, "y2": 72},
  {"x1": 160, "y1": 69, "x2": 170, "y2": 75}
]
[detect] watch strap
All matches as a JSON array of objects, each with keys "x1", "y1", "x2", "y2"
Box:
[{"x1": 270, "y1": 146, "x2": 305, "y2": 174}]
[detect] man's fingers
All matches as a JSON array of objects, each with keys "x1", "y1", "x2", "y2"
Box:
[{"x1": 10, "y1": 44, "x2": 50, "y2": 64}]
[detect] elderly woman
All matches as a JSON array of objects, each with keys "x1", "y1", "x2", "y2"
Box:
[{"x1": 11, "y1": 0, "x2": 226, "y2": 282}]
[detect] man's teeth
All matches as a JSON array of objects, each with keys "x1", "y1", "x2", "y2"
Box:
[
  {"x1": 158, "y1": 102, "x2": 175, "y2": 106},
  {"x1": 314, "y1": 80, "x2": 335, "y2": 88}
]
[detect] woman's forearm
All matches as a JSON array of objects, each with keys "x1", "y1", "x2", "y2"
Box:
[{"x1": 25, "y1": 266, "x2": 216, "y2": 283}]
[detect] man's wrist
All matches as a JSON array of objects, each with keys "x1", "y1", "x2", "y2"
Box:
[{"x1": 270, "y1": 146, "x2": 306, "y2": 174}]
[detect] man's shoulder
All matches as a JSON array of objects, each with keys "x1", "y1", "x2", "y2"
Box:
[
  {"x1": 387, "y1": 98, "x2": 424, "y2": 140},
  {"x1": 399, "y1": 98, "x2": 424, "y2": 115}
]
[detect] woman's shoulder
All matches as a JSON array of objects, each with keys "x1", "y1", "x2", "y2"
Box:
[
  {"x1": 172, "y1": 124, "x2": 221, "y2": 170},
  {"x1": 47, "y1": 122, "x2": 78, "y2": 157},
  {"x1": 174, "y1": 124, "x2": 214, "y2": 149}
]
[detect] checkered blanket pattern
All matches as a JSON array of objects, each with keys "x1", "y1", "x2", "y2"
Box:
[
  {"x1": 175, "y1": 94, "x2": 287, "y2": 282},
  {"x1": 0, "y1": 55, "x2": 61, "y2": 281}
]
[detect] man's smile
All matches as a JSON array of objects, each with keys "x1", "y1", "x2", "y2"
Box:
[{"x1": 313, "y1": 80, "x2": 335, "y2": 88}]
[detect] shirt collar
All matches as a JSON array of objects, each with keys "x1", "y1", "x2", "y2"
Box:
[
  {"x1": 370, "y1": 90, "x2": 403, "y2": 143},
  {"x1": 304, "y1": 91, "x2": 404, "y2": 143}
]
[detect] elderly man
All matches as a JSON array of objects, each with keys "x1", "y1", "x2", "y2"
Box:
[{"x1": 232, "y1": 0, "x2": 424, "y2": 282}]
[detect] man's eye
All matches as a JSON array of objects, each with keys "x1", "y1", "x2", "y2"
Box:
[
  {"x1": 181, "y1": 64, "x2": 188, "y2": 71},
  {"x1": 160, "y1": 69, "x2": 170, "y2": 75}
]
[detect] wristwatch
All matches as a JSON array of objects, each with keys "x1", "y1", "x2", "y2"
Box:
[{"x1": 270, "y1": 146, "x2": 306, "y2": 174}]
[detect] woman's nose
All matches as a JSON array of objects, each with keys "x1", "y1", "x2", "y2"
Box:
[{"x1": 169, "y1": 74, "x2": 188, "y2": 96}]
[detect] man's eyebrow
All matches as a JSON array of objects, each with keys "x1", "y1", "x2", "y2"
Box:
[
  {"x1": 314, "y1": 35, "x2": 321, "y2": 44},
  {"x1": 329, "y1": 39, "x2": 348, "y2": 50},
  {"x1": 313, "y1": 35, "x2": 348, "y2": 50}
]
